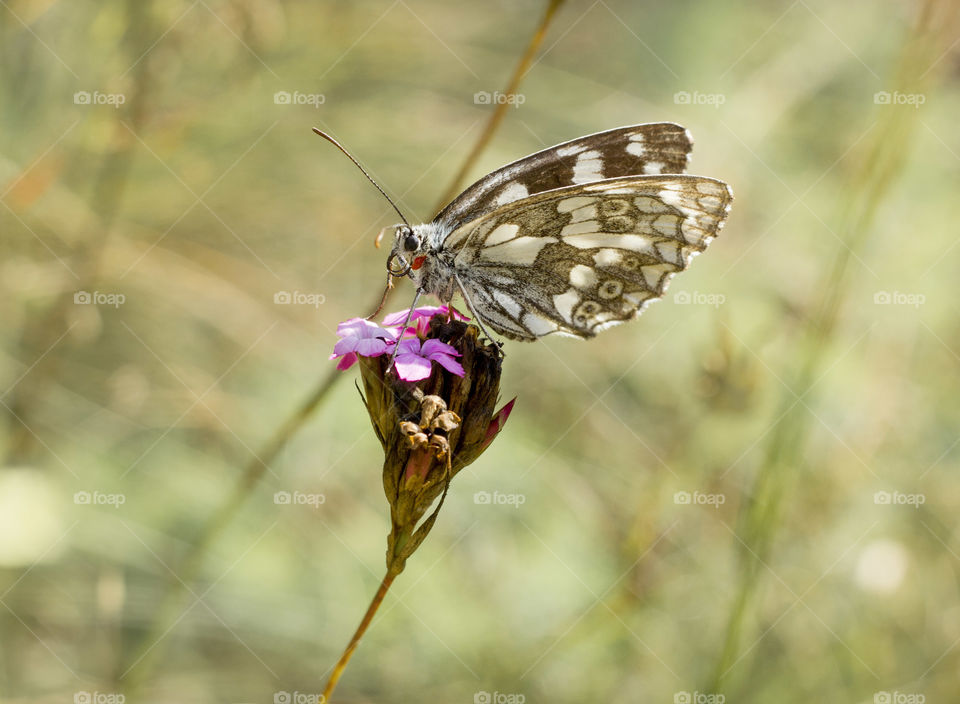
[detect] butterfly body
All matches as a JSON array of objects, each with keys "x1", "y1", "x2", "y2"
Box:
[{"x1": 386, "y1": 123, "x2": 733, "y2": 342}]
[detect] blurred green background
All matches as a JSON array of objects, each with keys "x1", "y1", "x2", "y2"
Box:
[{"x1": 2, "y1": 1, "x2": 959, "y2": 702}]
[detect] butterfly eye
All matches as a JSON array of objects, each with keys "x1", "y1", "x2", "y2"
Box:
[{"x1": 402, "y1": 233, "x2": 420, "y2": 252}]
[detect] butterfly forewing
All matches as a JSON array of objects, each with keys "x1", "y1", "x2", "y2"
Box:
[
  {"x1": 444, "y1": 176, "x2": 733, "y2": 340},
  {"x1": 435, "y1": 123, "x2": 694, "y2": 232}
]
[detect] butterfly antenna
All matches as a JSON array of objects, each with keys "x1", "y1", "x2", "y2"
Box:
[{"x1": 312, "y1": 128, "x2": 411, "y2": 228}]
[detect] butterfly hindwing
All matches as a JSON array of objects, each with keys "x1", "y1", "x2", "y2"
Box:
[
  {"x1": 435, "y1": 123, "x2": 693, "y2": 232},
  {"x1": 445, "y1": 176, "x2": 733, "y2": 340}
]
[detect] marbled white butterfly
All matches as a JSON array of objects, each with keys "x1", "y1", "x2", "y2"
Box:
[{"x1": 319, "y1": 123, "x2": 732, "y2": 343}]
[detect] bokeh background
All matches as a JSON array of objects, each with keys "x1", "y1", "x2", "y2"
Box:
[{"x1": 2, "y1": 1, "x2": 959, "y2": 702}]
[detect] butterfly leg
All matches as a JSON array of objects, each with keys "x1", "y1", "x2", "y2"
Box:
[
  {"x1": 386, "y1": 289, "x2": 422, "y2": 373},
  {"x1": 454, "y1": 273, "x2": 505, "y2": 357}
]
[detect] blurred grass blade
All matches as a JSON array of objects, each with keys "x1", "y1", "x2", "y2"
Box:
[{"x1": 707, "y1": 0, "x2": 958, "y2": 692}]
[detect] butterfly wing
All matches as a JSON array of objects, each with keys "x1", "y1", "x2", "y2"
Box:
[
  {"x1": 435, "y1": 123, "x2": 693, "y2": 232},
  {"x1": 442, "y1": 176, "x2": 733, "y2": 341}
]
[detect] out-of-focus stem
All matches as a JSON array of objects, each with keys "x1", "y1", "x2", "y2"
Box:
[
  {"x1": 121, "y1": 0, "x2": 567, "y2": 692},
  {"x1": 432, "y1": 0, "x2": 566, "y2": 214},
  {"x1": 321, "y1": 569, "x2": 398, "y2": 703},
  {"x1": 707, "y1": 0, "x2": 957, "y2": 691}
]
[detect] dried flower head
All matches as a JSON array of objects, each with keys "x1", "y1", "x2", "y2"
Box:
[{"x1": 353, "y1": 311, "x2": 513, "y2": 573}]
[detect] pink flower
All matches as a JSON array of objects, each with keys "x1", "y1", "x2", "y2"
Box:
[
  {"x1": 393, "y1": 338, "x2": 465, "y2": 382},
  {"x1": 481, "y1": 398, "x2": 516, "y2": 450},
  {"x1": 329, "y1": 318, "x2": 398, "y2": 371},
  {"x1": 382, "y1": 305, "x2": 469, "y2": 337}
]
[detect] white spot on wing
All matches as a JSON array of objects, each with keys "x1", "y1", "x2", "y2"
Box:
[
  {"x1": 522, "y1": 313, "x2": 557, "y2": 336},
  {"x1": 556, "y1": 144, "x2": 588, "y2": 158},
  {"x1": 493, "y1": 290, "x2": 521, "y2": 318},
  {"x1": 495, "y1": 182, "x2": 529, "y2": 206},
  {"x1": 593, "y1": 248, "x2": 622, "y2": 266},
  {"x1": 626, "y1": 141, "x2": 647, "y2": 157},
  {"x1": 564, "y1": 233, "x2": 658, "y2": 254},
  {"x1": 643, "y1": 160, "x2": 665, "y2": 174},
  {"x1": 568, "y1": 204, "x2": 597, "y2": 222},
  {"x1": 553, "y1": 288, "x2": 580, "y2": 323},
  {"x1": 569, "y1": 264, "x2": 598, "y2": 288},
  {"x1": 479, "y1": 236, "x2": 556, "y2": 265},
  {"x1": 557, "y1": 196, "x2": 595, "y2": 213},
  {"x1": 561, "y1": 220, "x2": 600, "y2": 236},
  {"x1": 652, "y1": 214, "x2": 680, "y2": 237},
  {"x1": 484, "y1": 223, "x2": 520, "y2": 246},
  {"x1": 634, "y1": 195, "x2": 672, "y2": 213},
  {"x1": 572, "y1": 150, "x2": 603, "y2": 184}
]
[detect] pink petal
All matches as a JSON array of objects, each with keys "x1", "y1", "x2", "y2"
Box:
[
  {"x1": 335, "y1": 352, "x2": 358, "y2": 370},
  {"x1": 333, "y1": 337, "x2": 360, "y2": 356},
  {"x1": 429, "y1": 353, "x2": 465, "y2": 376},
  {"x1": 394, "y1": 354, "x2": 432, "y2": 381},
  {"x1": 355, "y1": 337, "x2": 389, "y2": 357},
  {"x1": 382, "y1": 308, "x2": 429, "y2": 327},
  {"x1": 336, "y1": 317, "x2": 371, "y2": 336},
  {"x1": 396, "y1": 338, "x2": 422, "y2": 355},
  {"x1": 483, "y1": 398, "x2": 516, "y2": 447},
  {"x1": 422, "y1": 338, "x2": 460, "y2": 358}
]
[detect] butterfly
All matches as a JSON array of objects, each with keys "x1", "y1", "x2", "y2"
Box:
[{"x1": 319, "y1": 123, "x2": 733, "y2": 343}]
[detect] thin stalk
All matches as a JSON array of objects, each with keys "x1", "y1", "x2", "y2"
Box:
[
  {"x1": 321, "y1": 569, "x2": 398, "y2": 703},
  {"x1": 707, "y1": 0, "x2": 956, "y2": 692},
  {"x1": 119, "y1": 0, "x2": 566, "y2": 692},
  {"x1": 119, "y1": 372, "x2": 339, "y2": 694},
  {"x1": 432, "y1": 0, "x2": 566, "y2": 214}
]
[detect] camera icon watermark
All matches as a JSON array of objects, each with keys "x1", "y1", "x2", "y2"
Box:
[
  {"x1": 674, "y1": 692, "x2": 725, "y2": 704},
  {"x1": 74, "y1": 290, "x2": 126, "y2": 308},
  {"x1": 74, "y1": 692, "x2": 125, "y2": 704},
  {"x1": 873, "y1": 290, "x2": 925, "y2": 308},
  {"x1": 473, "y1": 490, "x2": 525, "y2": 508},
  {"x1": 474, "y1": 91, "x2": 525, "y2": 107},
  {"x1": 873, "y1": 491, "x2": 925, "y2": 508},
  {"x1": 274, "y1": 490, "x2": 325, "y2": 507},
  {"x1": 474, "y1": 691, "x2": 526, "y2": 704},
  {"x1": 674, "y1": 290, "x2": 725, "y2": 308},
  {"x1": 274, "y1": 692, "x2": 324, "y2": 704},
  {"x1": 74, "y1": 491, "x2": 126, "y2": 508},
  {"x1": 74, "y1": 91, "x2": 126, "y2": 108},
  {"x1": 674, "y1": 491, "x2": 725, "y2": 509},
  {"x1": 274, "y1": 290, "x2": 325, "y2": 308},
  {"x1": 874, "y1": 692, "x2": 925, "y2": 704},
  {"x1": 274, "y1": 91, "x2": 325, "y2": 108},
  {"x1": 673, "y1": 90, "x2": 725, "y2": 107},
  {"x1": 873, "y1": 91, "x2": 925, "y2": 108}
]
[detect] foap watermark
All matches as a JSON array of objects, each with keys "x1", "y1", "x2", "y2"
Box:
[
  {"x1": 74, "y1": 291, "x2": 126, "y2": 308},
  {"x1": 74, "y1": 692, "x2": 124, "y2": 704},
  {"x1": 74, "y1": 91, "x2": 126, "y2": 108},
  {"x1": 674, "y1": 290, "x2": 725, "y2": 308},
  {"x1": 74, "y1": 491, "x2": 126, "y2": 508},
  {"x1": 674, "y1": 90, "x2": 725, "y2": 107},
  {"x1": 675, "y1": 692, "x2": 725, "y2": 704},
  {"x1": 474, "y1": 91, "x2": 525, "y2": 107},
  {"x1": 274, "y1": 692, "x2": 324, "y2": 704},
  {"x1": 274, "y1": 490, "x2": 325, "y2": 508},
  {"x1": 874, "y1": 692, "x2": 925, "y2": 704},
  {"x1": 674, "y1": 491, "x2": 725, "y2": 509},
  {"x1": 473, "y1": 490, "x2": 525, "y2": 508},
  {"x1": 274, "y1": 90, "x2": 325, "y2": 108},
  {"x1": 873, "y1": 291, "x2": 925, "y2": 308},
  {"x1": 874, "y1": 491, "x2": 925, "y2": 508},
  {"x1": 874, "y1": 91, "x2": 925, "y2": 108},
  {"x1": 474, "y1": 692, "x2": 526, "y2": 704},
  {"x1": 274, "y1": 290, "x2": 325, "y2": 308}
]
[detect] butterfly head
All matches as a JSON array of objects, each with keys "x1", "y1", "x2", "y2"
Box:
[{"x1": 386, "y1": 223, "x2": 429, "y2": 279}]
